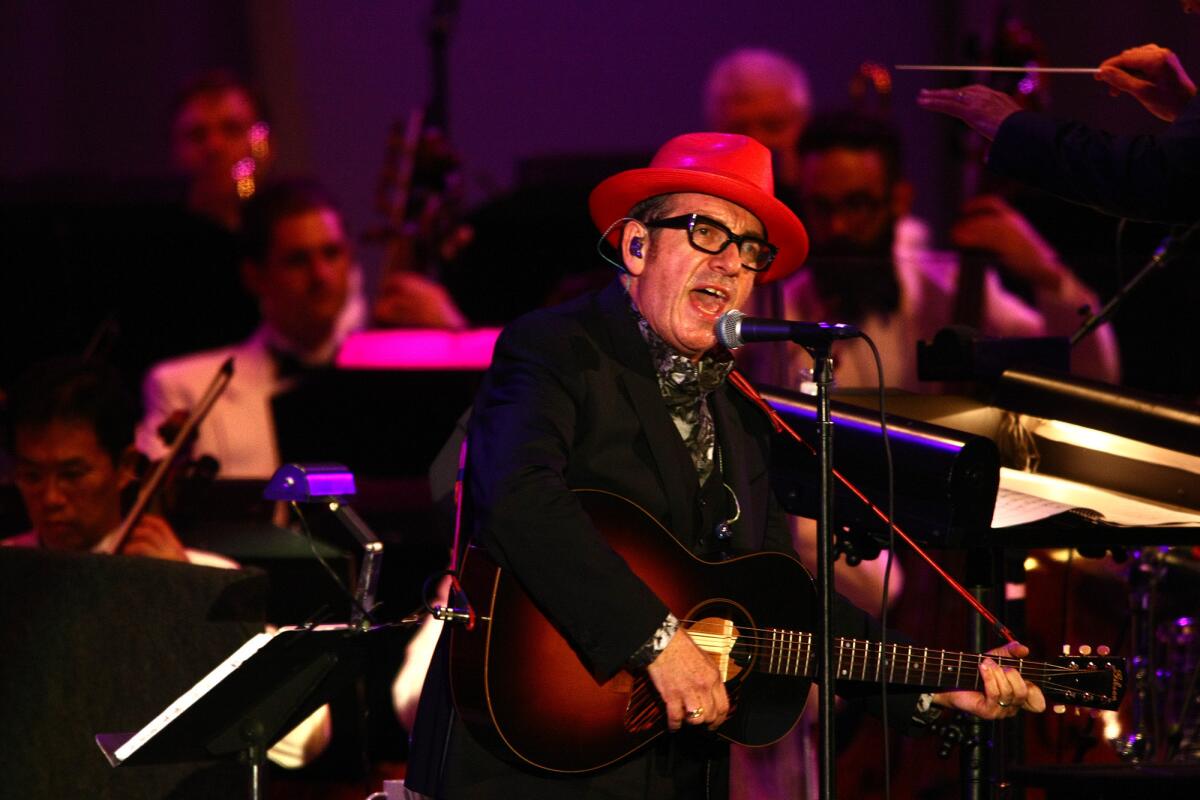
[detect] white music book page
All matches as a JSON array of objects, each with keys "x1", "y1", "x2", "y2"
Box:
[
  {"x1": 992, "y1": 468, "x2": 1200, "y2": 529},
  {"x1": 112, "y1": 631, "x2": 275, "y2": 763}
]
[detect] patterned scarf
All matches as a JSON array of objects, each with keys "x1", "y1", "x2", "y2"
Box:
[{"x1": 633, "y1": 306, "x2": 734, "y2": 484}]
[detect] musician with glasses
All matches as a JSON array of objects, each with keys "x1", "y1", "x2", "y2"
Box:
[
  {"x1": 746, "y1": 111, "x2": 1118, "y2": 392},
  {"x1": 404, "y1": 132, "x2": 1044, "y2": 800}
]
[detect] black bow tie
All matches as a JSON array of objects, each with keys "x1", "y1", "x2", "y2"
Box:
[{"x1": 271, "y1": 349, "x2": 334, "y2": 381}]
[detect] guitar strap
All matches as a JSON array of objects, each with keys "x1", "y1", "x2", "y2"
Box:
[{"x1": 726, "y1": 369, "x2": 1017, "y2": 644}]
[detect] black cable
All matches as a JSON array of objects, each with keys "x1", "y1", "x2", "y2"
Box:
[
  {"x1": 861, "y1": 331, "x2": 896, "y2": 800},
  {"x1": 1114, "y1": 217, "x2": 1128, "y2": 281},
  {"x1": 289, "y1": 500, "x2": 378, "y2": 624}
]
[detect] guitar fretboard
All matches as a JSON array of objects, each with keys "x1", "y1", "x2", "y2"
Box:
[{"x1": 762, "y1": 631, "x2": 1028, "y2": 692}]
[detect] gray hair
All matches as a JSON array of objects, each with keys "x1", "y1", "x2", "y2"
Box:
[{"x1": 703, "y1": 47, "x2": 812, "y2": 126}]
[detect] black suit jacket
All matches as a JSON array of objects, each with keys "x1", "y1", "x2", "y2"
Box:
[
  {"x1": 407, "y1": 279, "x2": 918, "y2": 799},
  {"x1": 466, "y1": 279, "x2": 792, "y2": 681},
  {"x1": 988, "y1": 94, "x2": 1200, "y2": 223}
]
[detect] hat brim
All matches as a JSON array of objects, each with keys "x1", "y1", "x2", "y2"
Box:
[{"x1": 589, "y1": 167, "x2": 808, "y2": 284}]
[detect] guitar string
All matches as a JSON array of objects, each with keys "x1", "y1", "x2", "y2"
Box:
[
  {"x1": 677, "y1": 635, "x2": 1114, "y2": 693},
  {"x1": 678, "y1": 630, "x2": 1109, "y2": 680},
  {"x1": 676, "y1": 623, "x2": 1103, "y2": 670},
  {"x1": 677, "y1": 628, "x2": 1090, "y2": 674}
]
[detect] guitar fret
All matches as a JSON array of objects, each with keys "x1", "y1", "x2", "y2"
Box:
[
  {"x1": 769, "y1": 629, "x2": 777, "y2": 675},
  {"x1": 920, "y1": 646, "x2": 927, "y2": 686},
  {"x1": 889, "y1": 643, "x2": 897, "y2": 682},
  {"x1": 975, "y1": 654, "x2": 982, "y2": 690},
  {"x1": 906, "y1": 644, "x2": 913, "y2": 684},
  {"x1": 785, "y1": 630, "x2": 794, "y2": 676},
  {"x1": 803, "y1": 633, "x2": 811, "y2": 677},
  {"x1": 859, "y1": 640, "x2": 868, "y2": 681},
  {"x1": 938, "y1": 648, "x2": 946, "y2": 683},
  {"x1": 957, "y1": 652, "x2": 965, "y2": 688},
  {"x1": 836, "y1": 638, "x2": 844, "y2": 680}
]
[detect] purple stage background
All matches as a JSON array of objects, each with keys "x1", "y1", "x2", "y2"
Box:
[{"x1": 4, "y1": 0, "x2": 1199, "y2": 274}]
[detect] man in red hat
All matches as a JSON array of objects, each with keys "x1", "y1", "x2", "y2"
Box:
[{"x1": 404, "y1": 133, "x2": 1043, "y2": 799}]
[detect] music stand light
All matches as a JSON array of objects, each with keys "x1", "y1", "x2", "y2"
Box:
[{"x1": 264, "y1": 463, "x2": 383, "y2": 629}]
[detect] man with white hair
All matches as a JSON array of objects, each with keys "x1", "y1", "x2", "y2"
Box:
[{"x1": 704, "y1": 48, "x2": 813, "y2": 190}]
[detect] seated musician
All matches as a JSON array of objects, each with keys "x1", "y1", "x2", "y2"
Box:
[
  {"x1": 404, "y1": 132, "x2": 1046, "y2": 800},
  {"x1": 3, "y1": 357, "x2": 330, "y2": 768},
  {"x1": 137, "y1": 179, "x2": 367, "y2": 478},
  {"x1": 751, "y1": 111, "x2": 1119, "y2": 391},
  {"x1": 138, "y1": 178, "x2": 465, "y2": 478}
]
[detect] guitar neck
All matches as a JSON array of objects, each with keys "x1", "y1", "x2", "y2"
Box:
[{"x1": 757, "y1": 631, "x2": 1030, "y2": 693}]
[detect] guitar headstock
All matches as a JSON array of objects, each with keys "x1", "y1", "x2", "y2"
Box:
[{"x1": 1040, "y1": 646, "x2": 1126, "y2": 711}]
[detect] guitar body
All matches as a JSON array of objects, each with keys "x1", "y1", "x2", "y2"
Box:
[{"x1": 450, "y1": 489, "x2": 818, "y2": 774}]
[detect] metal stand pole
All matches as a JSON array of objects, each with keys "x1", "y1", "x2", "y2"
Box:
[
  {"x1": 813, "y1": 345, "x2": 838, "y2": 800},
  {"x1": 242, "y1": 721, "x2": 267, "y2": 800},
  {"x1": 962, "y1": 548, "x2": 997, "y2": 800}
]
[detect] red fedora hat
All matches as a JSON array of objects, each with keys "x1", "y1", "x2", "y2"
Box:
[{"x1": 589, "y1": 132, "x2": 808, "y2": 284}]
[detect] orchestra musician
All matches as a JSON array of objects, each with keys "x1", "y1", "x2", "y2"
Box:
[
  {"x1": 704, "y1": 48, "x2": 813, "y2": 194},
  {"x1": 2, "y1": 356, "x2": 331, "y2": 769},
  {"x1": 403, "y1": 132, "x2": 1045, "y2": 800},
  {"x1": 136, "y1": 179, "x2": 368, "y2": 478},
  {"x1": 755, "y1": 111, "x2": 1120, "y2": 389}
]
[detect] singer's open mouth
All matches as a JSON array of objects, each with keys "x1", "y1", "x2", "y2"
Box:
[{"x1": 690, "y1": 285, "x2": 730, "y2": 316}]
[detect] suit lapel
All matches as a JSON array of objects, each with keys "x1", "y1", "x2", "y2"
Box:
[{"x1": 595, "y1": 281, "x2": 698, "y2": 532}]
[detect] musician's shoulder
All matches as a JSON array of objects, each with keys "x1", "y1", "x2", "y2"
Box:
[{"x1": 143, "y1": 340, "x2": 252, "y2": 391}]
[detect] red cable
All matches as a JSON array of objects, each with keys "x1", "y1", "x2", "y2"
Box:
[{"x1": 728, "y1": 370, "x2": 1016, "y2": 644}]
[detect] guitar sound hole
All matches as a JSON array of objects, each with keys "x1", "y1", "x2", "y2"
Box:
[{"x1": 686, "y1": 601, "x2": 755, "y2": 679}]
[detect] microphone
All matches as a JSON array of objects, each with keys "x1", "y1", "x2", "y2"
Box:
[{"x1": 715, "y1": 309, "x2": 861, "y2": 349}]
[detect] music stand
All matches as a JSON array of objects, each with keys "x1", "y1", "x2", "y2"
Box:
[{"x1": 96, "y1": 623, "x2": 393, "y2": 800}]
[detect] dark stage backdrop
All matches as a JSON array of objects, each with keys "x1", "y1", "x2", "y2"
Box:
[
  {"x1": 5, "y1": 0, "x2": 1198, "y2": 251},
  {"x1": 2, "y1": 0, "x2": 1199, "y2": 379}
]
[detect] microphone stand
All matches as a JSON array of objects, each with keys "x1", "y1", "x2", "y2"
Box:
[
  {"x1": 1071, "y1": 221, "x2": 1199, "y2": 348},
  {"x1": 810, "y1": 341, "x2": 839, "y2": 800}
]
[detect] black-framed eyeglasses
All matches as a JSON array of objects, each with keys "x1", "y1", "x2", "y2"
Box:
[{"x1": 645, "y1": 213, "x2": 777, "y2": 273}]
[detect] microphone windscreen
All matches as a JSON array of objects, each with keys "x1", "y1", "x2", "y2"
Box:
[{"x1": 715, "y1": 309, "x2": 746, "y2": 349}]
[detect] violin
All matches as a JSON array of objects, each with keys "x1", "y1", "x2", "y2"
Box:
[{"x1": 97, "y1": 357, "x2": 233, "y2": 555}]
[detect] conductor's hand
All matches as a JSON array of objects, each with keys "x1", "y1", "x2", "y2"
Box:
[
  {"x1": 118, "y1": 513, "x2": 188, "y2": 562},
  {"x1": 930, "y1": 640, "x2": 1047, "y2": 720},
  {"x1": 646, "y1": 628, "x2": 730, "y2": 732},
  {"x1": 1096, "y1": 44, "x2": 1197, "y2": 122},
  {"x1": 917, "y1": 85, "x2": 1022, "y2": 141}
]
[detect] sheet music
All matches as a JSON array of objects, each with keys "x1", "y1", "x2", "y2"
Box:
[
  {"x1": 113, "y1": 631, "x2": 274, "y2": 763},
  {"x1": 993, "y1": 468, "x2": 1200, "y2": 528}
]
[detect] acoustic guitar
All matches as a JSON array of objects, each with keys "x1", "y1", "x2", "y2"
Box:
[{"x1": 449, "y1": 489, "x2": 1125, "y2": 774}]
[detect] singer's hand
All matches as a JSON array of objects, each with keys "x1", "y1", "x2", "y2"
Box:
[
  {"x1": 1096, "y1": 44, "x2": 1197, "y2": 122},
  {"x1": 930, "y1": 641, "x2": 1046, "y2": 720},
  {"x1": 646, "y1": 629, "x2": 730, "y2": 732}
]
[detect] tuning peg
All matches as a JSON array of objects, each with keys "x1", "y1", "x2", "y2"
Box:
[
  {"x1": 1079, "y1": 644, "x2": 1092, "y2": 656},
  {"x1": 1097, "y1": 645, "x2": 1111, "y2": 656},
  {"x1": 1053, "y1": 704, "x2": 1067, "y2": 714},
  {"x1": 1062, "y1": 644, "x2": 1071, "y2": 655}
]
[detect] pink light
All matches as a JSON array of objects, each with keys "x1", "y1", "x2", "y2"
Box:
[{"x1": 336, "y1": 328, "x2": 501, "y2": 371}]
